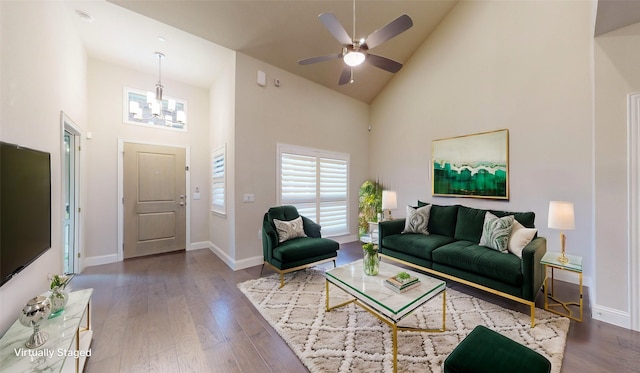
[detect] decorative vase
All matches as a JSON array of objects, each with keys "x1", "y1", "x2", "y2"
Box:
[
  {"x1": 48, "y1": 286, "x2": 69, "y2": 318},
  {"x1": 19, "y1": 295, "x2": 51, "y2": 348},
  {"x1": 363, "y1": 245, "x2": 380, "y2": 276}
]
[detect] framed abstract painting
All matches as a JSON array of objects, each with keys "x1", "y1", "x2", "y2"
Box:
[{"x1": 432, "y1": 129, "x2": 509, "y2": 200}]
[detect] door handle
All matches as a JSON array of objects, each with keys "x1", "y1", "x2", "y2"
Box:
[{"x1": 178, "y1": 201, "x2": 185, "y2": 206}]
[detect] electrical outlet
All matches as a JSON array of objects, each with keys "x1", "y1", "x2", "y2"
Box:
[{"x1": 243, "y1": 194, "x2": 255, "y2": 203}]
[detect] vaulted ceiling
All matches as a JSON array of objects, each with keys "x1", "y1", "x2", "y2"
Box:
[
  {"x1": 107, "y1": 0, "x2": 459, "y2": 103},
  {"x1": 69, "y1": 1, "x2": 640, "y2": 104}
]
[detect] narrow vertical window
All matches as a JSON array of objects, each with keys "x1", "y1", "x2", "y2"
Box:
[{"x1": 211, "y1": 145, "x2": 226, "y2": 214}]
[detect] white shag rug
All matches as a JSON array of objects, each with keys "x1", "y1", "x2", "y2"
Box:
[{"x1": 238, "y1": 268, "x2": 569, "y2": 373}]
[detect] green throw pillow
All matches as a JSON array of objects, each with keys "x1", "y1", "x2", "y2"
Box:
[
  {"x1": 479, "y1": 212, "x2": 514, "y2": 253},
  {"x1": 402, "y1": 205, "x2": 432, "y2": 235},
  {"x1": 273, "y1": 216, "x2": 307, "y2": 243}
]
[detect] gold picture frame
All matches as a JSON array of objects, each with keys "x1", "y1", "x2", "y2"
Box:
[{"x1": 432, "y1": 129, "x2": 509, "y2": 200}]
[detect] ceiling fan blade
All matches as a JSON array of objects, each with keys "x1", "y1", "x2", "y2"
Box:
[
  {"x1": 338, "y1": 66, "x2": 352, "y2": 85},
  {"x1": 298, "y1": 53, "x2": 342, "y2": 65},
  {"x1": 365, "y1": 14, "x2": 413, "y2": 50},
  {"x1": 319, "y1": 12, "x2": 353, "y2": 46},
  {"x1": 366, "y1": 54, "x2": 403, "y2": 73}
]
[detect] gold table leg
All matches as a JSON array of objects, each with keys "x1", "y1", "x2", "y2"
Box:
[
  {"x1": 326, "y1": 280, "x2": 446, "y2": 372},
  {"x1": 544, "y1": 265, "x2": 583, "y2": 322}
]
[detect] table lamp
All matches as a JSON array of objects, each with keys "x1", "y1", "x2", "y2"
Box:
[
  {"x1": 548, "y1": 201, "x2": 575, "y2": 264},
  {"x1": 381, "y1": 190, "x2": 397, "y2": 221}
]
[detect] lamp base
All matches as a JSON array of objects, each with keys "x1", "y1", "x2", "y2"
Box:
[{"x1": 557, "y1": 254, "x2": 569, "y2": 265}]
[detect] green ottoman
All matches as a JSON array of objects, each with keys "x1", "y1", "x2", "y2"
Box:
[{"x1": 444, "y1": 325, "x2": 551, "y2": 373}]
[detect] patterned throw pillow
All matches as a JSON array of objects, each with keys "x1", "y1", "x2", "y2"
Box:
[
  {"x1": 479, "y1": 212, "x2": 514, "y2": 253},
  {"x1": 402, "y1": 205, "x2": 432, "y2": 235},
  {"x1": 273, "y1": 216, "x2": 307, "y2": 243}
]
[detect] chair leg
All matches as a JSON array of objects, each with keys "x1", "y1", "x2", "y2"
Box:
[
  {"x1": 333, "y1": 259, "x2": 336, "y2": 268},
  {"x1": 279, "y1": 273, "x2": 285, "y2": 288},
  {"x1": 260, "y1": 263, "x2": 265, "y2": 277}
]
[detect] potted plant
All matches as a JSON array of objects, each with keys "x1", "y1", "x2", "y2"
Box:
[
  {"x1": 362, "y1": 242, "x2": 379, "y2": 276},
  {"x1": 48, "y1": 273, "x2": 73, "y2": 318}
]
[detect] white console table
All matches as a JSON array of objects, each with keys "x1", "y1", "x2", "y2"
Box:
[{"x1": 0, "y1": 288, "x2": 93, "y2": 372}]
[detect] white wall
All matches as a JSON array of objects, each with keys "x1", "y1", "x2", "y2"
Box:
[
  {"x1": 370, "y1": 0, "x2": 596, "y2": 304},
  {"x1": 594, "y1": 21, "x2": 640, "y2": 329},
  {"x1": 0, "y1": 1, "x2": 88, "y2": 334},
  {"x1": 84, "y1": 59, "x2": 210, "y2": 263},
  {"x1": 231, "y1": 53, "x2": 369, "y2": 267}
]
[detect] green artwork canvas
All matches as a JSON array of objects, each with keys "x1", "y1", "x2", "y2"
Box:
[{"x1": 432, "y1": 129, "x2": 509, "y2": 199}]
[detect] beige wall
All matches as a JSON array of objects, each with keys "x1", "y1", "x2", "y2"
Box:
[
  {"x1": 209, "y1": 53, "x2": 236, "y2": 262},
  {"x1": 370, "y1": 0, "x2": 596, "y2": 304},
  {"x1": 231, "y1": 53, "x2": 369, "y2": 266},
  {"x1": 594, "y1": 22, "x2": 640, "y2": 328},
  {"x1": 0, "y1": 2, "x2": 88, "y2": 334},
  {"x1": 85, "y1": 59, "x2": 211, "y2": 261}
]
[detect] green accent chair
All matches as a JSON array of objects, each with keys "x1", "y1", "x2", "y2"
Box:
[
  {"x1": 261, "y1": 205, "x2": 339, "y2": 287},
  {"x1": 444, "y1": 325, "x2": 551, "y2": 373}
]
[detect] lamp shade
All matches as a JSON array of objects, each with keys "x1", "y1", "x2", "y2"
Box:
[
  {"x1": 382, "y1": 190, "x2": 398, "y2": 210},
  {"x1": 548, "y1": 201, "x2": 575, "y2": 230}
]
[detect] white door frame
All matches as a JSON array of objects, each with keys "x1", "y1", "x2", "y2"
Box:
[
  {"x1": 117, "y1": 139, "x2": 191, "y2": 261},
  {"x1": 60, "y1": 112, "x2": 82, "y2": 273},
  {"x1": 627, "y1": 93, "x2": 640, "y2": 331}
]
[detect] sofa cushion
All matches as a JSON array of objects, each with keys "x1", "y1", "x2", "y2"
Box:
[
  {"x1": 403, "y1": 205, "x2": 432, "y2": 234},
  {"x1": 382, "y1": 233, "x2": 455, "y2": 261},
  {"x1": 417, "y1": 202, "x2": 459, "y2": 237},
  {"x1": 432, "y1": 242, "x2": 523, "y2": 286},
  {"x1": 273, "y1": 237, "x2": 338, "y2": 262},
  {"x1": 491, "y1": 209, "x2": 536, "y2": 229},
  {"x1": 479, "y1": 212, "x2": 514, "y2": 253},
  {"x1": 273, "y1": 216, "x2": 307, "y2": 243},
  {"x1": 454, "y1": 206, "x2": 487, "y2": 242}
]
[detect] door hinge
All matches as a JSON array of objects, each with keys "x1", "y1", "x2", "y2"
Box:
[
  {"x1": 78, "y1": 207, "x2": 81, "y2": 213},
  {"x1": 185, "y1": 166, "x2": 189, "y2": 171},
  {"x1": 77, "y1": 253, "x2": 81, "y2": 258},
  {"x1": 78, "y1": 145, "x2": 81, "y2": 151}
]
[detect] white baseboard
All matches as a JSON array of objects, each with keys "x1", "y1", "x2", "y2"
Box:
[
  {"x1": 592, "y1": 304, "x2": 631, "y2": 329},
  {"x1": 84, "y1": 254, "x2": 118, "y2": 267},
  {"x1": 189, "y1": 241, "x2": 211, "y2": 251},
  {"x1": 204, "y1": 241, "x2": 263, "y2": 271},
  {"x1": 545, "y1": 267, "x2": 593, "y2": 290},
  {"x1": 331, "y1": 234, "x2": 359, "y2": 244},
  {"x1": 234, "y1": 255, "x2": 264, "y2": 270}
]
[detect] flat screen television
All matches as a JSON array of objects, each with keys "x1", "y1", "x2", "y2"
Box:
[{"x1": 0, "y1": 141, "x2": 51, "y2": 286}]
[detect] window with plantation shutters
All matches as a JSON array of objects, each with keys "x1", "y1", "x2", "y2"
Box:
[
  {"x1": 278, "y1": 144, "x2": 349, "y2": 237},
  {"x1": 211, "y1": 145, "x2": 226, "y2": 214}
]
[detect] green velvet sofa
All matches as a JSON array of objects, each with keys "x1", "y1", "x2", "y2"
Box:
[{"x1": 378, "y1": 203, "x2": 546, "y2": 326}]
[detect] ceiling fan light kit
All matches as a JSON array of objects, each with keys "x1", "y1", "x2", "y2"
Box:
[
  {"x1": 298, "y1": 2, "x2": 413, "y2": 86},
  {"x1": 343, "y1": 50, "x2": 365, "y2": 67}
]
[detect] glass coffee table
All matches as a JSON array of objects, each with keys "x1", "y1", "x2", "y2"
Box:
[{"x1": 325, "y1": 259, "x2": 446, "y2": 373}]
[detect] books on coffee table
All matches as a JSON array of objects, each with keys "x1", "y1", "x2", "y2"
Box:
[{"x1": 384, "y1": 272, "x2": 421, "y2": 293}]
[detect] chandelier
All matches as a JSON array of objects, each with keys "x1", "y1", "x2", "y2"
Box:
[{"x1": 127, "y1": 52, "x2": 186, "y2": 128}]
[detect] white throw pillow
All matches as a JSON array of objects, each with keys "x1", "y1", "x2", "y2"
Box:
[
  {"x1": 273, "y1": 216, "x2": 307, "y2": 243},
  {"x1": 479, "y1": 212, "x2": 514, "y2": 253},
  {"x1": 508, "y1": 220, "x2": 537, "y2": 258},
  {"x1": 402, "y1": 205, "x2": 432, "y2": 235}
]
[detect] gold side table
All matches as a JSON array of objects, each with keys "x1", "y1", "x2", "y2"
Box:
[{"x1": 541, "y1": 251, "x2": 583, "y2": 321}]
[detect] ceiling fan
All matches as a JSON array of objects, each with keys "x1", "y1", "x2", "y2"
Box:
[{"x1": 298, "y1": 2, "x2": 413, "y2": 85}]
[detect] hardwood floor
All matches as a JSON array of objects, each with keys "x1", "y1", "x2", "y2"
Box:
[{"x1": 73, "y1": 242, "x2": 640, "y2": 373}]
